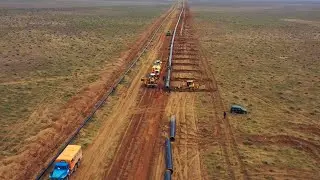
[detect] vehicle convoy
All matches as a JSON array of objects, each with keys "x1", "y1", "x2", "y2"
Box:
[
  {"x1": 49, "y1": 145, "x2": 82, "y2": 180},
  {"x1": 141, "y1": 60, "x2": 162, "y2": 88}
]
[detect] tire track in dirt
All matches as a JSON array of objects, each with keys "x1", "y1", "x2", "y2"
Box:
[
  {"x1": 0, "y1": 4, "x2": 179, "y2": 180},
  {"x1": 74, "y1": 4, "x2": 179, "y2": 180},
  {"x1": 200, "y1": 38, "x2": 248, "y2": 180},
  {"x1": 165, "y1": 93, "x2": 203, "y2": 180},
  {"x1": 245, "y1": 134, "x2": 320, "y2": 161},
  {"x1": 68, "y1": 6, "x2": 180, "y2": 180},
  {"x1": 248, "y1": 165, "x2": 318, "y2": 180},
  {"x1": 104, "y1": 87, "x2": 166, "y2": 179},
  {"x1": 287, "y1": 122, "x2": 320, "y2": 137},
  {"x1": 161, "y1": 3, "x2": 216, "y2": 179},
  {"x1": 167, "y1": 2, "x2": 248, "y2": 179}
]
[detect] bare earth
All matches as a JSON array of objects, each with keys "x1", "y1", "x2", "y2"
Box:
[{"x1": 1, "y1": 0, "x2": 319, "y2": 179}]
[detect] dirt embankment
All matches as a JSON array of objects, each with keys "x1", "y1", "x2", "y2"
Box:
[
  {"x1": 0, "y1": 5, "x2": 175, "y2": 180},
  {"x1": 73, "y1": 8, "x2": 177, "y2": 180},
  {"x1": 166, "y1": 4, "x2": 248, "y2": 180}
]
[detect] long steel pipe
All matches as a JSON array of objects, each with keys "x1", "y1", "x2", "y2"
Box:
[
  {"x1": 165, "y1": 3, "x2": 184, "y2": 90},
  {"x1": 164, "y1": 169, "x2": 172, "y2": 180},
  {"x1": 170, "y1": 115, "x2": 176, "y2": 141},
  {"x1": 165, "y1": 138, "x2": 173, "y2": 173}
]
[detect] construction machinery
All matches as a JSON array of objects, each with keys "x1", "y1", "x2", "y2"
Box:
[
  {"x1": 141, "y1": 59, "x2": 162, "y2": 88},
  {"x1": 152, "y1": 60, "x2": 162, "y2": 77},
  {"x1": 141, "y1": 73, "x2": 158, "y2": 88},
  {"x1": 175, "y1": 80, "x2": 199, "y2": 91},
  {"x1": 49, "y1": 145, "x2": 82, "y2": 180}
]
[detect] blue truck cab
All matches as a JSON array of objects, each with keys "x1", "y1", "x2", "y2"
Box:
[
  {"x1": 49, "y1": 145, "x2": 82, "y2": 180},
  {"x1": 49, "y1": 162, "x2": 70, "y2": 180}
]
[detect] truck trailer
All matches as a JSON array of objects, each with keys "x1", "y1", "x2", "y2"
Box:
[{"x1": 49, "y1": 145, "x2": 82, "y2": 180}]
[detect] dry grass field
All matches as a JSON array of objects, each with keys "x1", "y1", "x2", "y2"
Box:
[
  {"x1": 0, "y1": 4, "x2": 168, "y2": 159},
  {"x1": 194, "y1": 1, "x2": 320, "y2": 179}
]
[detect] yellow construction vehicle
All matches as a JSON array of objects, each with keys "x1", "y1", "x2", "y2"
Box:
[
  {"x1": 175, "y1": 80, "x2": 199, "y2": 91},
  {"x1": 152, "y1": 60, "x2": 162, "y2": 78},
  {"x1": 152, "y1": 64, "x2": 161, "y2": 78},
  {"x1": 186, "y1": 80, "x2": 199, "y2": 90},
  {"x1": 141, "y1": 73, "x2": 158, "y2": 88}
]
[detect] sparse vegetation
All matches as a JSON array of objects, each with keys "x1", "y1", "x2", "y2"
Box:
[
  {"x1": 194, "y1": 1, "x2": 320, "y2": 178},
  {"x1": 0, "y1": 5, "x2": 167, "y2": 157},
  {"x1": 203, "y1": 146, "x2": 229, "y2": 179},
  {"x1": 72, "y1": 55, "x2": 145, "y2": 147}
]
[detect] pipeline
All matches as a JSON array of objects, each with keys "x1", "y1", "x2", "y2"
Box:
[
  {"x1": 164, "y1": 169, "x2": 172, "y2": 180},
  {"x1": 35, "y1": 4, "x2": 178, "y2": 180},
  {"x1": 170, "y1": 115, "x2": 176, "y2": 141},
  {"x1": 165, "y1": 138, "x2": 173, "y2": 173},
  {"x1": 165, "y1": 2, "x2": 184, "y2": 90}
]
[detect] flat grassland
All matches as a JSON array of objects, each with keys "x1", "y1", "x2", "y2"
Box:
[
  {"x1": 0, "y1": 5, "x2": 167, "y2": 159},
  {"x1": 194, "y1": 2, "x2": 320, "y2": 179}
]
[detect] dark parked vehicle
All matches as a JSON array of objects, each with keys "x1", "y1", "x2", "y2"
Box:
[{"x1": 230, "y1": 105, "x2": 247, "y2": 114}]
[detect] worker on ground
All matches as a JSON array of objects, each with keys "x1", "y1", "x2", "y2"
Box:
[{"x1": 223, "y1": 111, "x2": 226, "y2": 119}]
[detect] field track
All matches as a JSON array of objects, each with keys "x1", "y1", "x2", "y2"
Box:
[
  {"x1": 75, "y1": 0, "x2": 247, "y2": 179},
  {"x1": 166, "y1": 3, "x2": 247, "y2": 180},
  {"x1": 75, "y1": 1, "x2": 319, "y2": 180},
  {"x1": 73, "y1": 2, "x2": 179, "y2": 179},
  {"x1": 1, "y1": 0, "x2": 319, "y2": 179},
  {"x1": 0, "y1": 3, "x2": 178, "y2": 180}
]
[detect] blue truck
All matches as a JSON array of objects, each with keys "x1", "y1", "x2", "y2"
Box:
[{"x1": 49, "y1": 145, "x2": 82, "y2": 180}]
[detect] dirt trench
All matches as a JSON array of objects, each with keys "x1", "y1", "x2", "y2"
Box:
[
  {"x1": 73, "y1": 4, "x2": 179, "y2": 180},
  {"x1": 0, "y1": 5, "x2": 177, "y2": 180},
  {"x1": 1, "y1": 1, "x2": 254, "y2": 180},
  {"x1": 72, "y1": 2, "x2": 320, "y2": 180},
  {"x1": 75, "y1": 2, "x2": 248, "y2": 180},
  {"x1": 166, "y1": 3, "x2": 249, "y2": 180}
]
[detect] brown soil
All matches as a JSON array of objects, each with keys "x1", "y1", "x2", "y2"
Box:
[
  {"x1": 73, "y1": 4, "x2": 178, "y2": 180},
  {"x1": 167, "y1": 4, "x2": 248, "y2": 180},
  {"x1": 248, "y1": 165, "x2": 318, "y2": 180},
  {"x1": 6, "y1": 1, "x2": 315, "y2": 180},
  {"x1": 244, "y1": 134, "x2": 320, "y2": 161},
  {"x1": 71, "y1": 2, "x2": 320, "y2": 180},
  {"x1": 75, "y1": 2, "x2": 249, "y2": 180},
  {"x1": 0, "y1": 5, "x2": 176, "y2": 180}
]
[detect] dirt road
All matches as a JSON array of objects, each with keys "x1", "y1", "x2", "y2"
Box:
[
  {"x1": 0, "y1": 3, "x2": 178, "y2": 180},
  {"x1": 73, "y1": 4, "x2": 178, "y2": 180},
  {"x1": 76, "y1": 2, "x2": 320, "y2": 180},
  {"x1": 162, "y1": 3, "x2": 248, "y2": 180},
  {"x1": 26, "y1": 1, "x2": 249, "y2": 179},
  {"x1": 74, "y1": 1, "x2": 248, "y2": 180}
]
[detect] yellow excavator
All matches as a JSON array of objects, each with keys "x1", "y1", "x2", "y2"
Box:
[{"x1": 141, "y1": 73, "x2": 158, "y2": 88}]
